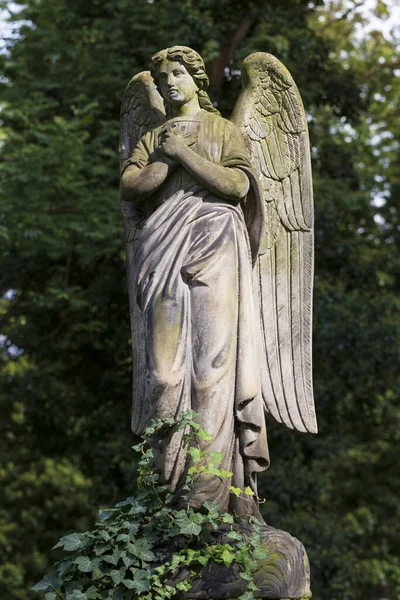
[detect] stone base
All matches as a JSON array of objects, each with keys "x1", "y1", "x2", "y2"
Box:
[{"x1": 171, "y1": 523, "x2": 311, "y2": 600}]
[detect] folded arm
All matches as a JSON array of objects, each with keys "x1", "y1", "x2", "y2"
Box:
[
  {"x1": 120, "y1": 156, "x2": 177, "y2": 206},
  {"x1": 160, "y1": 131, "x2": 249, "y2": 202}
]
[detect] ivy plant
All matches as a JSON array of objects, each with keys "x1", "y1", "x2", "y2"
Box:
[{"x1": 32, "y1": 411, "x2": 268, "y2": 600}]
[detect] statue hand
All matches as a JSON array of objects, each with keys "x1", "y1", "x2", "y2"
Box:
[{"x1": 160, "y1": 130, "x2": 189, "y2": 161}]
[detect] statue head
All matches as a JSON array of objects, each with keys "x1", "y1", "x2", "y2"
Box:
[{"x1": 150, "y1": 46, "x2": 220, "y2": 115}]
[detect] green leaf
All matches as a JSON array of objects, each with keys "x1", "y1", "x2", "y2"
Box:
[
  {"x1": 122, "y1": 552, "x2": 135, "y2": 568},
  {"x1": 84, "y1": 587, "x2": 100, "y2": 600},
  {"x1": 98, "y1": 509, "x2": 116, "y2": 521},
  {"x1": 187, "y1": 447, "x2": 205, "y2": 462},
  {"x1": 131, "y1": 569, "x2": 150, "y2": 593},
  {"x1": 175, "y1": 511, "x2": 203, "y2": 536},
  {"x1": 45, "y1": 593, "x2": 57, "y2": 600},
  {"x1": 128, "y1": 503, "x2": 147, "y2": 516},
  {"x1": 220, "y1": 548, "x2": 235, "y2": 566},
  {"x1": 74, "y1": 556, "x2": 94, "y2": 573},
  {"x1": 32, "y1": 574, "x2": 60, "y2": 592},
  {"x1": 57, "y1": 533, "x2": 89, "y2": 552},
  {"x1": 238, "y1": 592, "x2": 255, "y2": 600},
  {"x1": 111, "y1": 567, "x2": 126, "y2": 585},
  {"x1": 99, "y1": 530, "x2": 111, "y2": 542},
  {"x1": 176, "y1": 580, "x2": 192, "y2": 592},
  {"x1": 203, "y1": 500, "x2": 220, "y2": 519},
  {"x1": 66, "y1": 591, "x2": 86, "y2": 600},
  {"x1": 102, "y1": 550, "x2": 122, "y2": 566},
  {"x1": 129, "y1": 539, "x2": 156, "y2": 562},
  {"x1": 91, "y1": 566, "x2": 103, "y2": 582},
  {"x1": 93, "y1": 544, "x2": 107, "y2": 556},
  {"x1": 217, "y1": 469, "x2": 233, "y2": 478},
  {"x1": 222, "y1": 513, "x2": 234, "y2": 524},
  {"x1": 227, "y1": 530, "x2": 243, "y2": 541},
  {"x1": 244, "y1": 486, "x2": 254, "y2": 496},
  {"x1": 209, "y1": 451, "x2": 224, "y2": 464},
  {"x1": 195, "y1": 429, "x2": 213, "y2": 441},
  {"x1": 252, "y1": 546, "x2": 269, "y2": 560},
  {"x1": 229, "y1": 486, "x2": 242, "y2": 497}
]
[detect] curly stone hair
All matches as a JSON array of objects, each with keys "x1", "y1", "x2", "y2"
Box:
[{"x1": 150, "y1": 46, "x2": 220, "y2": 116}]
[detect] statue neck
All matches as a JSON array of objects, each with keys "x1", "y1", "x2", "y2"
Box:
[{"x1": 170, "y1": 95, "x2": 201, "y2": 118}]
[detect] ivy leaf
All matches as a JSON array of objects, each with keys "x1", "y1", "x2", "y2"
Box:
[
  {"x1": 98, "y1": 509, "x2": 116, "y2": 521},
  {"x1": 222, "y1": 513, "x2": 234, "y2": 524},
  {"x1": 122, "y1": 552, "x2": 135, "y2": 568},
  {"x1": 84, "y1": 587, "x2": 100, "y2": 600},
  {"x1": 128, "y1": 539, "x2": 155, "y2": 562},
  {"x1": 195, "y1": 429, "x2": 213, "y2": 441},
  {"x1": 187, "y1": 447, "x2": 205, "y2": 462},
  {"x1": 66, "y1": 591, "x2": 87, "y2": 600},
  {"x1": 175, "y1": 511, "x2": 203, "y2": 536},
  {"x1": 102, "y1": 550, "x2": 122, "y2": 566},
  {"x1": 229, "y1": 486, "x2": 242, "y2": 497},
  {"x1": 32, "y1": 574, "x2": 60, "y2": 592},
  {"x1": 93, "y1": 544, "x2": 107, "y2": 556},
  {"x1": 219, "y1": 469, "x2": 233, "y2": 478},
  {"x1": 91, "y1": 566, "x2": 103, "y2": 581},
  {"x1": 111, "y1": 567, "x2": 126, "y2": 585},
  {"x1": 238, "y1": 592, "x2": 256, "y2": 600},
  {"x1": 203, "y1": 500, "x2": 220, "y2": 519},
  {"x1": 252, "y1": 546, "x2": 269, "y2": 560},
  {"x1": 227, "y1": 530, "x2": 243, "y2": 541},
  {"x1": 131, "y1": 569, "x2": 151, "y2": 593},
  {"x1": 129, "y1": 503, "x2": 147, "y2": 516},
  {"x1": 209, "y1": 451, "x2": 224, "y2": 464},
  {"x1": 55, "y1": 533, "x2": 89, "y2": 552},
  {"x1": 244, "y1": 486, "x2": 254, "y2": 496},
  {"x1": 45, "y1": 593, "x2": 57, "y2": 600},
  {"x1": 176, "y1": 580, "x2": 192, "y2": 592},
  {"x1": 99, "y1": 530, "x2": 111, "y2": 542},
  {"x1": 74, "y1": 556, "x2": 96, "y2": 573},
  {"x1": 220, "y1": 548, "x2": 235, "y2": 566},
  {"x1": 198, "y1": 554, "x2": 209, "y2": 566}
]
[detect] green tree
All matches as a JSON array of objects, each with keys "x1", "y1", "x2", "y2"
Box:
[{"x1": 0, "y1": 1, "x2": 399, "y2": 599}]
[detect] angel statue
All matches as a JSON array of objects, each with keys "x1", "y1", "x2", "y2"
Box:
[{"x1": 120, "y1": 46, "x2": 316, "y2": 522}]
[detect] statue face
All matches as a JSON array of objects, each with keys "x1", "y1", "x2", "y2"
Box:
[{"x1": 157, "y1": 60, "x2": 198, "y2": 107}]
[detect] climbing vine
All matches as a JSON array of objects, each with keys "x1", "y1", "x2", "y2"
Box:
[{"x1": 32, "y1": 411, "x2": 268, "y2": 600}]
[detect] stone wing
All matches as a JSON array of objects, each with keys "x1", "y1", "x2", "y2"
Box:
[
  {"x1": 232, "y1": 52, "x2": 317, "y2": 434},
  {"x1": 120, "y1": 71, "x2": 165, "y2": 435}
]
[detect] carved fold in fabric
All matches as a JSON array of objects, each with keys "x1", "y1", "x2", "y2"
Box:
[{"x1": 128, "y1": 112, "x2": 269, "y2": 513}]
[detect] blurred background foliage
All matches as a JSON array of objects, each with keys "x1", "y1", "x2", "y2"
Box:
[{"x1": 0, "y1": 0, "x2": 399, "y2": 598}]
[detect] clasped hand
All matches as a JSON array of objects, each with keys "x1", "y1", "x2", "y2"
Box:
[{"x1": 159, "y1": 127, "x2": 191, "y2": 161}]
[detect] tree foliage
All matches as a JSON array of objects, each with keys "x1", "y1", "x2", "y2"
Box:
[{"x1": 0, "y1": 0, "x2": 399, "y2": 599}]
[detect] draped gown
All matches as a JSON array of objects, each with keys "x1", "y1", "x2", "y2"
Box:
[{"x1": 122, "y1": 110, "x2": 270, "y2": 515}]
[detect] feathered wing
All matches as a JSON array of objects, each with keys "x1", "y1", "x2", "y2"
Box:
[
  {"x1": 120, "y1": 71, "x2": 166, "y2": 240},
  {"x1": 231, "y1": 52, "x2": 317, "y2": 434},
  {"x1": 119, "y1": 72, "x2": 166, "y2": 435}
]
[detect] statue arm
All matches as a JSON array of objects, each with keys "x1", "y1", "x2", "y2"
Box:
[
  {"x1": 120, "y1": 157, "x2": 176, "y2": 206},
  {"x1": 160, "y1": 130, "x2": 249, "y2": 202},
  {"x1": 177, "y1": 145, "x2": 249, "y2": 202}
]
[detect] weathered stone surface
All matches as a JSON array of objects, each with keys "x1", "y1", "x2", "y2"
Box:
[{"x1": 161, "y1": 523, "x2": 311, "y2": 600}]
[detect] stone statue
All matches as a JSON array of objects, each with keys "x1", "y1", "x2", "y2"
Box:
[{"x1": 120, "y1": 46, "x2": 316, "y2": 598}]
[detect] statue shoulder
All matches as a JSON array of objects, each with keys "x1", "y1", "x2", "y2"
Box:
[{"x1": 202, "y1": 111, "x2": 243, "y2": 139}]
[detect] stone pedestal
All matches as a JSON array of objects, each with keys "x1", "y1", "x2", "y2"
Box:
[{"x1": 170, "y1": 523, "x2": 311, "y2": 600}]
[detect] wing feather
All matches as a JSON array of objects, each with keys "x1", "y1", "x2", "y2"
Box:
[
  {"x1": 120, "y1": 71, "x2": 165, "y2": 166},
  {"x1": 119, "y1": 71, "x2": 165, "y2": 436},
  {"x1": 232, "y1": 52, "x2": 317, "y2": 434}
]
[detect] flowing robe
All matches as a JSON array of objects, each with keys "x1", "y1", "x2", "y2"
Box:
[{"x1": 122, "y1": 111, "x2": 269, "y2": 514}]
